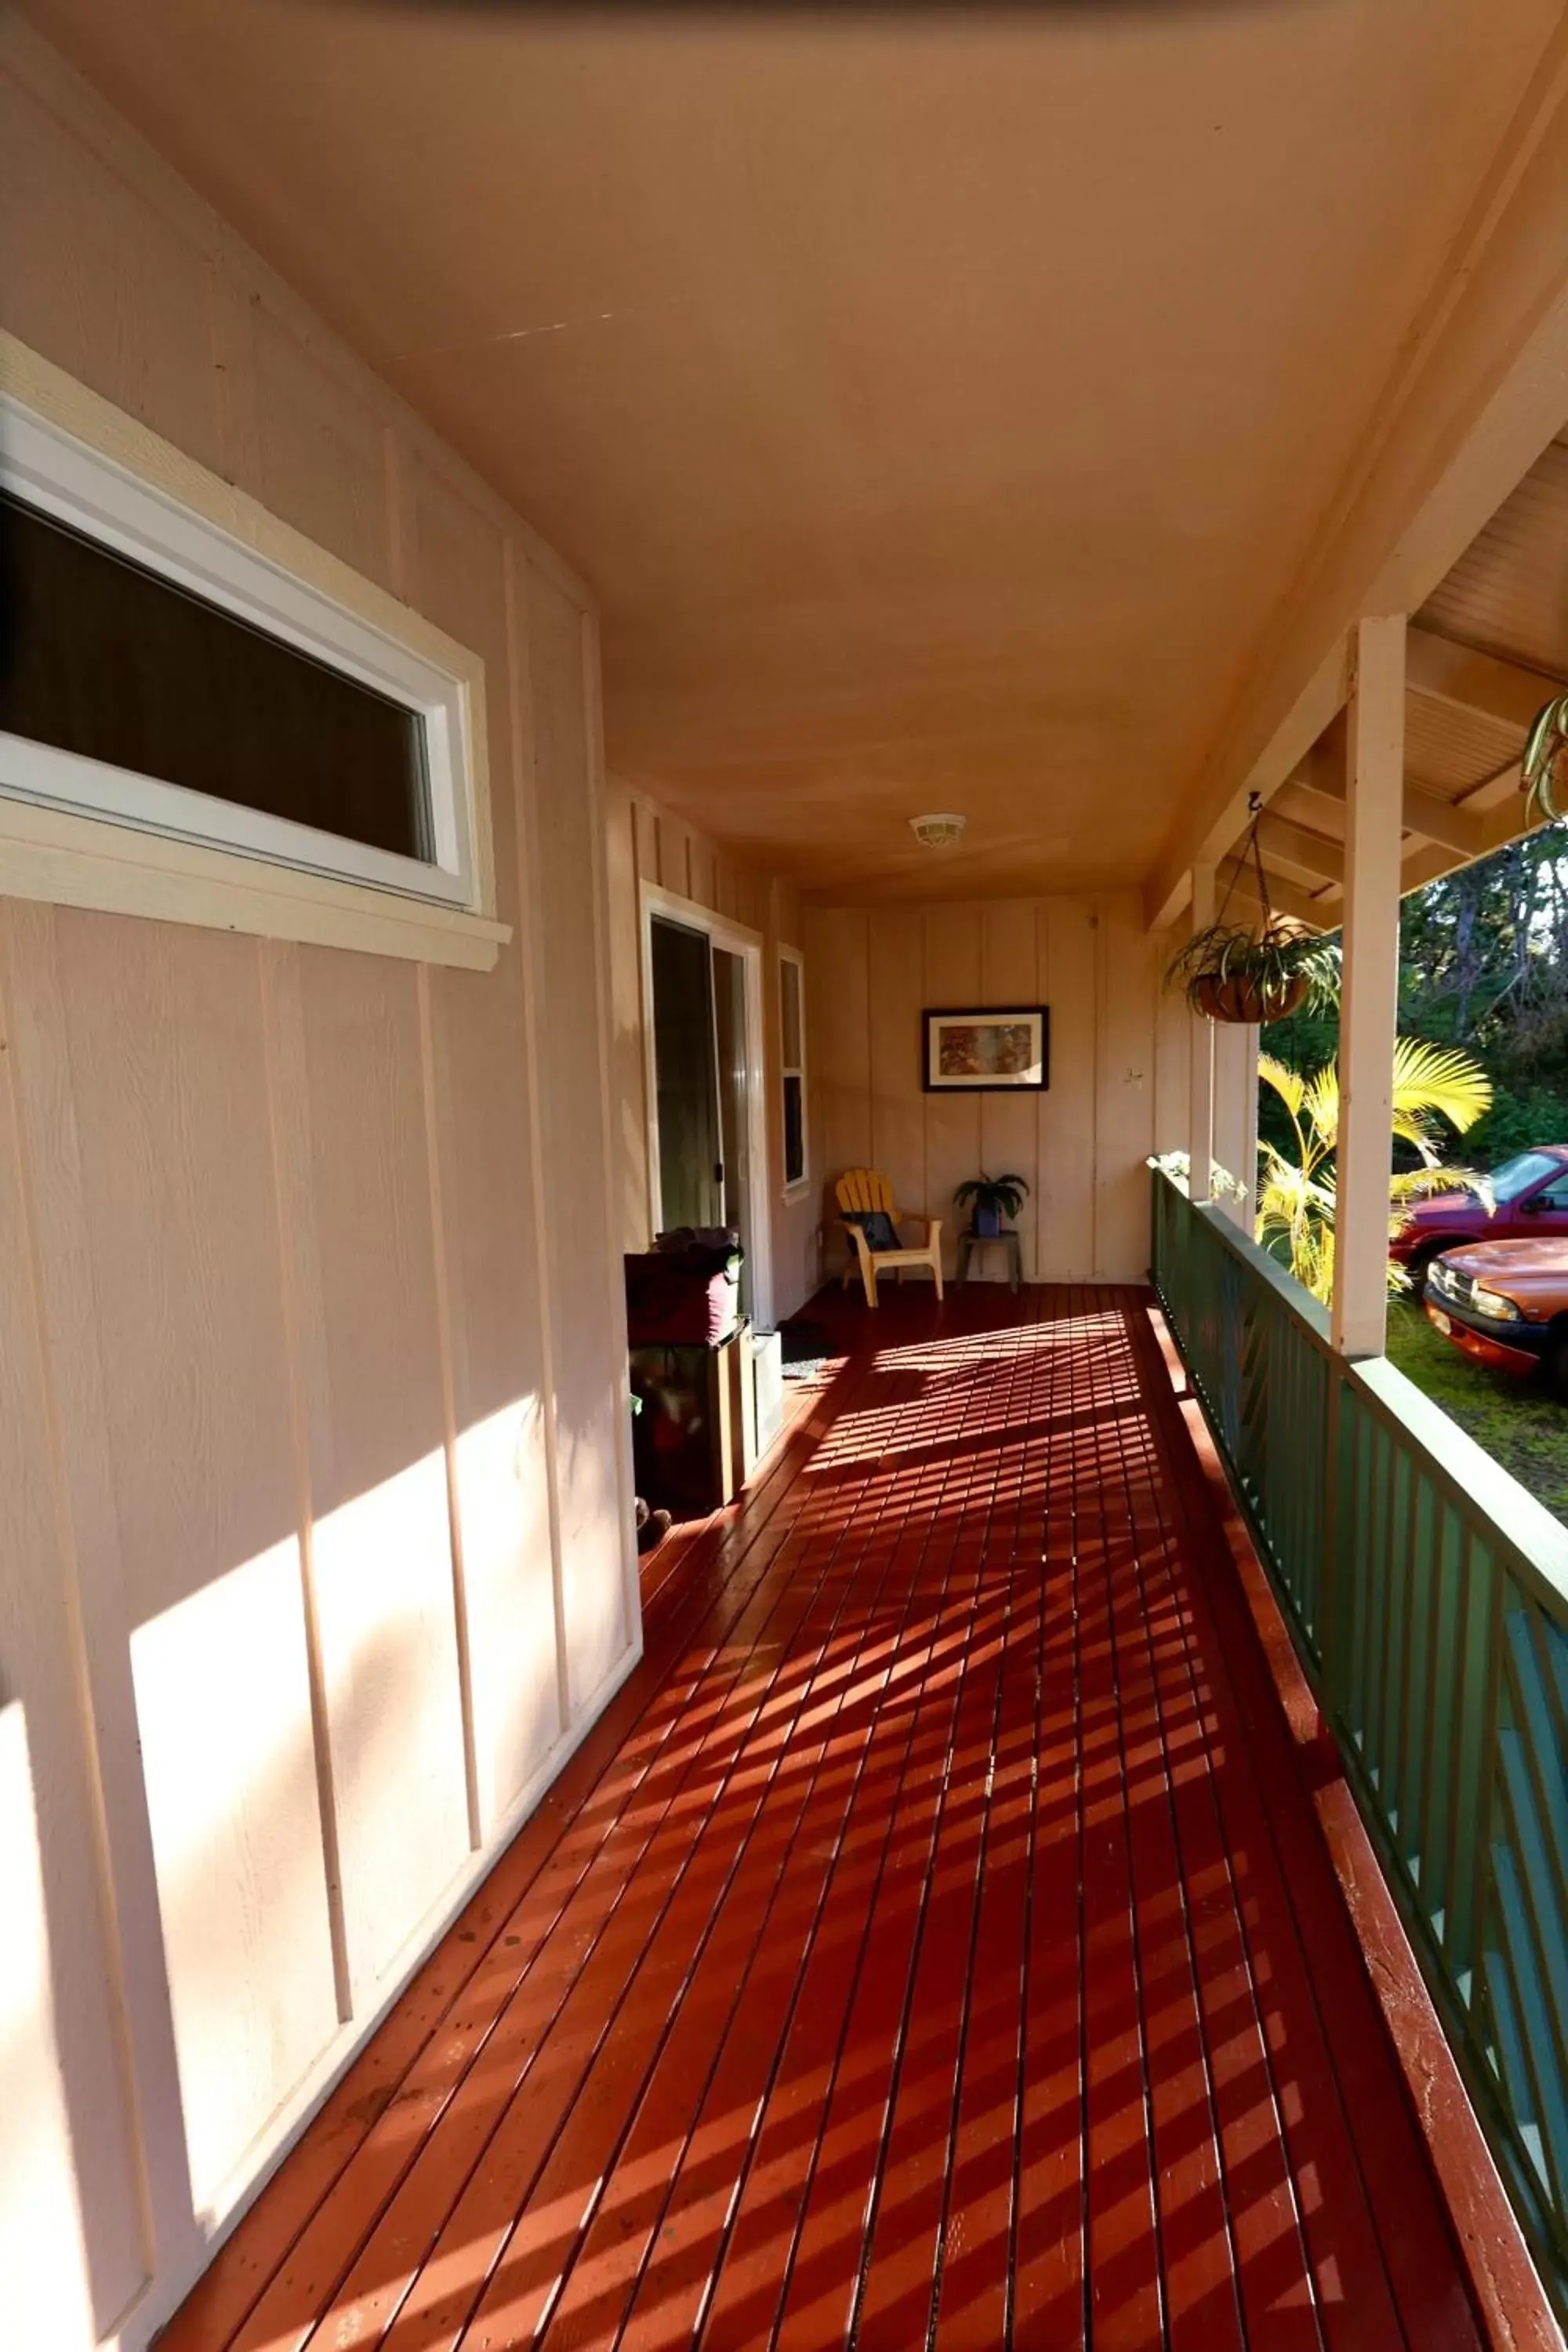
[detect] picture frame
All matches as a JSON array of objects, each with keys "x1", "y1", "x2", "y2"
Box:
[{"x1": 922, "y1": 1005, "x2": 1050, "y2": 1093}]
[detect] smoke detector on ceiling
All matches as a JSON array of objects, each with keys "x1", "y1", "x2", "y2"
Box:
[{"x1": 909, "y1": 812, "x2": 967, "y2": 850}]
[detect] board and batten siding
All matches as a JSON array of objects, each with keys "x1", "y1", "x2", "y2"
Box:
[
  {"x1": 806, "y1": 896, "x2": 1231, "y2": 1283},
  {"x1": 0, "y1": 24, "x2": 635, "y2": 2352},
  {"x1": 603, "y1": 775, "x2": 819, "y2": 1321}
]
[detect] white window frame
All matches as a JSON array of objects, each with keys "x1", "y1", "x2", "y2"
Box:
[
  {"x1": 778, "y1": 945, "x2": 810, "y2": 1202},
  {"x1": 639, "y1": 880, "x2": 775, "y2": 1335},
  {"x1": 0, "y1": 338, "x2": 506, "y2": 970}
]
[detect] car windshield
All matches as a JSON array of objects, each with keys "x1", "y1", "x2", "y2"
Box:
[{"x1": 1490, "y1": 1150, "x2": 1562, "y2": 1203}]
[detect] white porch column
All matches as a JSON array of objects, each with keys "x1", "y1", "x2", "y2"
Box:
[
  {"x1": 1213, "y1": 1018, "x2": 1261, "y2": 1231},
  {"x1": 1187, "y1": 860, "x2": 1216, "y2": 1202},
  {"x1": 1239, "y1": 1020, "x2": 1260, "y2": 1230},
  {"x1": 1331, "y1": 614, "x2": 1406, "y2": 1357}
]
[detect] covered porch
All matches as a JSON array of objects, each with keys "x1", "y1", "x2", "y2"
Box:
[
  {"x1": 9, "y1": 8, "x2": 1568, "y2": 2347},
  {"x1": 161, "y1": 1283, "x2": 1492, "y2": 2351}
]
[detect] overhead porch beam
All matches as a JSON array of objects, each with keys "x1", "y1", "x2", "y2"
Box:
[
  {"x1": 1216, "y1": 860, "x2": 1336, "y2": 934},
  {"x1": 1156, "y1": 629, "x2": 1553, "y2": 929},
  {"x1": 1143, "y1": 22, "x2": 1568, "y2": 935},
  {"x1": 1242, "y1": 646, "x2": 1556, "y2": 899},
  {"x1": 1287, "y1": 744, "x2": 1489, "y2": 857},
  {"x1": 1146, "y1": 645, "x2": 1347, "y2": 930},
  {"x1": 1249, "y1": 814, "x2": 1346, "y2": 891},
  {"x1": 1398, "y1": 797, "x2": 1553, "y2": 896}
]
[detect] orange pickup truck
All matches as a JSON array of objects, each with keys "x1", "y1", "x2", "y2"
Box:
[{"x1": 1425, "y1": 1240, "x2": 1568, "y2": 1395}]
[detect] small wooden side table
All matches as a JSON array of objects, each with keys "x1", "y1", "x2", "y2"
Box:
[{"x1": 954, "y1": 1229, "x2": 1023, "y2": 1292}]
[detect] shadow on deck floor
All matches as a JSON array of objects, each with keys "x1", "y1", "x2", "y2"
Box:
[{"x1": 161, "y1": 1283, "x2": 1487, "y2": 2352}]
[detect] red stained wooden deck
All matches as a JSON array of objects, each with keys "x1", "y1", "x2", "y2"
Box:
[{"x1": 162, "y1": 1285, "x2": 1488, "y2": 2352}]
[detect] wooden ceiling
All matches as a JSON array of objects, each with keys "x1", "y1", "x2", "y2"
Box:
[{"x1": 16, "y1": 0, "x2": 1568, "y2": 902}]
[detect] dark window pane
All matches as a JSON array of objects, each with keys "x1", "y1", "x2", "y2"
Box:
[
  {"x1": 651, "y1": 917, "x2": 720, "y2": 1232},
  {"x1": 783, "y1": 1073, "x2": 804, "y2": 1185},
  {"x1": 0, "y1": 492, "x2": 432, "y2": 861},
  {"x1": 781, "y1": 957, "x2": 802, "y2": 1068}
]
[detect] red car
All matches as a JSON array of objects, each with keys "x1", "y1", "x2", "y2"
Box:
[{"x1": 1390, "y1": 1145, "x2": 1568, "y2": 1279}]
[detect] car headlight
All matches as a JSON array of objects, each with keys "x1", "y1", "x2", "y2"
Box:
[{"x1": 1472, "y1": 1285, "x2": 1523, "y2": 1323}]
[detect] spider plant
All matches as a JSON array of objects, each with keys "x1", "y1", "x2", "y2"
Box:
[
  {"x1": 1255, "y1": 1040, "x2": 1493, "y2": 1304},
  {"x1": 1522, "y1": 695, "x2": 1568, "y2": 823},
  {"x1": 1166, "y1": 920, "x2": 1341, "y2": 1023}
]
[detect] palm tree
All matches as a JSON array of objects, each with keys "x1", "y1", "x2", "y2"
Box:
[{"x1": 1257, "y1": 1039, "x2": 1493, "y2": 1304}]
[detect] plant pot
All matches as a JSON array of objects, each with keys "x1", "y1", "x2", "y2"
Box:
[
  {"x1": 1194, "y1": 971, "x2": 1310, "y2": 1025},
  {"x1": 974, "y1": 1203, "x2": 1001, "y2": 1238}
]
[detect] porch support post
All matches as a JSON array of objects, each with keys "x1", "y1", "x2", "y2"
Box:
[
  {"x1": 1187, "y1": 859, "x2": 1216, "y2": 1203},
  {"x1": 1331, "y1": 614, "x2": 1406, "y2": 1358},
  {"x1": 1233, "y1": 1019, "x2": 1261, "y2": 1231},
  {"x1": 1243, "y1": 1022, "x2": 1261, "y2": 1225}
]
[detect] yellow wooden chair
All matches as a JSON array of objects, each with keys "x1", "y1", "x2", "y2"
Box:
[{"x1": 834, "y1": 1169, "x2": 944, "y2": 1308}]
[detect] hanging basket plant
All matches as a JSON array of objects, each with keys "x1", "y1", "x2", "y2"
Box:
[
  {"x1": 1165, "y1": 809, "x2": 1340, "y2": 1025},
  {"x1": 1521, "y1": 695, "x2": 1568, "y2": 823}
]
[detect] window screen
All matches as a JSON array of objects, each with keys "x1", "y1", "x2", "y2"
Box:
[{"x1": 0, "y1": 490, "x2": 433, "y2": 862}]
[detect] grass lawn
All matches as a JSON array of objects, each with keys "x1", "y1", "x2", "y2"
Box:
[{"x1": 1385, "y1": 1300, "x2": 1568, "y2": 1525}]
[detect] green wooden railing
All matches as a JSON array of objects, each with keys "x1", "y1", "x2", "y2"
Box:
[{"x1": 1152, "y1": 1167, "x2": 1568, "y2": 2314}]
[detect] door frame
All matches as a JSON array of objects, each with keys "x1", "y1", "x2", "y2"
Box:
[{"x1": 639, "y1": 880, "x2": 775, "y2": 1333}]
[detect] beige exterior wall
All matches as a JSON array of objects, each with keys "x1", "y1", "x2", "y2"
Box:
[
  {"x1": 0, "y1": 27, "x2": 635, "y2": 2352},
  {"x1": 806, "y1": 895, "x2": 1250, "y2": 1282},
  {"x1": 604, "y1": 776, "x2": 819, "y2": 1322}
]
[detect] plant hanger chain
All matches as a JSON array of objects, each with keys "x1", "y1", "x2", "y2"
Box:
[{"x1": 1216, "y1": 791, "x2": 1273, "y2": 931}]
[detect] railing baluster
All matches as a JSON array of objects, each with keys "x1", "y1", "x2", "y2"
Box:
[{"x1": 1396, "y1": 1472, "x2": 1433, "y2": 1882}]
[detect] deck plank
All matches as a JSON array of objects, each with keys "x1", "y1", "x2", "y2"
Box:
[
  {"x1": 158, "y1": 1284, "x2": 1488, "y2": 2352},
  {"x1": 1124, "y1": 1296, "x2": 1490, "y2": 2352},
  {"x1": 1109, "y1": 1300, "x2": 1322, "y2": 2350},
  {"x1": 557, "y1": 1337, "x2": 939, "y2": 2350}
]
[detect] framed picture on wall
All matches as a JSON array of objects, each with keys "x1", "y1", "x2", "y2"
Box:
[{"x1": 922, "y1": 1006, "x2": 1050, "y2": 1093}]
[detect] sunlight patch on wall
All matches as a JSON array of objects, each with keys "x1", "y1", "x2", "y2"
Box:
[
  {"x1": 311, "y1": 1448, "x2": 469, "y2": 1997},
  {"x1": 554, "y1": 1411, "x2": 629, "y2": 1709},
  {"x1": 0, "y1": 1701, "x2": 98, "y2": 2350},
  {"x1": 130, "y1": 1543, "x2": 338, "y2": 2216},
  {"x1": 455, "y1": 1396, "x2": 562, "y2": 1831}
]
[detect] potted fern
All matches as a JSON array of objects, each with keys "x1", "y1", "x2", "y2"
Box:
[{"x1": 953, "y1": 1171, "x2": 1028, "y2": 1238}]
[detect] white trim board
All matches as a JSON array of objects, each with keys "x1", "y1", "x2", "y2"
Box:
[
  {"x1": 777, "y1": 940, "x2": 811, "y2": 1203},
  {"x1": 637, "y1": 879, "x2": 775, "y2": 1335}
]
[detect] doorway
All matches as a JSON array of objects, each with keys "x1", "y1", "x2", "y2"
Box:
[{"x1": 641, "y1": 890, "x2": 771, "y2": 1328}]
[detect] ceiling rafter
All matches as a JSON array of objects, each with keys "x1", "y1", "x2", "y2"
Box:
[
  {"x1": 1406, "y1": 623, "x2": 1562, "y2": 734},
  {"x1": 1215, "y1": 619, "x2": 1556, "y2": 903},
  {"x1": 1283, "y1": 749, "x2": 1490, "y2": 859},
  {"x1": 1179, "y1": 624, "x2": 1552, "y2": 927}
]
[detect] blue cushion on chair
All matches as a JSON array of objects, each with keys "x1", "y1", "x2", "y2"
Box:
[{"x1": 847, "y1": 1208, "x2": 900, "y2": 1253}]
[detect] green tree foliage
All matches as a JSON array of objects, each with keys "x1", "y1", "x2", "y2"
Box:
[
  {"x1": 1257, "y1": 1041, "x2": 1492, "y2": 1302},
  {"x1": 1260, "y1": 818, "x2": 1568, "y2": 1171}
]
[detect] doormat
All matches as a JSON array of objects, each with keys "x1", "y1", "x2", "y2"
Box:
[{"x1": 779, "y1": 1316, "x2": 832, "y2": 1381}]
